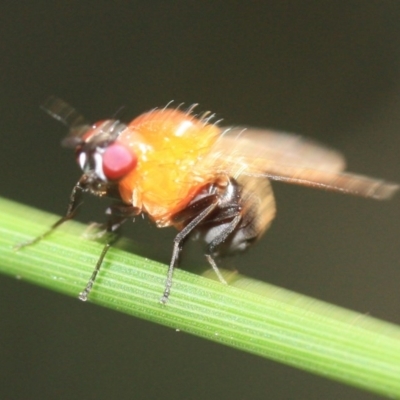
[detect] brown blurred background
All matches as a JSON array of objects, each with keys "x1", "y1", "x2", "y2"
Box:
[{"x1": 1, "y1": 2, "x2": 400, "y2": 399}]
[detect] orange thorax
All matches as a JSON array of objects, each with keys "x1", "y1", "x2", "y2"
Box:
[{"x1": 118, "y1": 109, "x2": 219, "y2": 226}]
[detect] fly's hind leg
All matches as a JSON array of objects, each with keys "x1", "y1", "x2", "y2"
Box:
[
  {"x1": 204, "y1": 213, "x2": 242, "y2": 285},
  {"x1": 79, "y1": 203, "x2": 139, "y2": 301},
  {"x1": 202, "y1": 176, "x2": 269, "y2": 285}
]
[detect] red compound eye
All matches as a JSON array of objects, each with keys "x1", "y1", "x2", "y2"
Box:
[{"x1": 102, "y1": 142, "x2": 137, "y2": 180}]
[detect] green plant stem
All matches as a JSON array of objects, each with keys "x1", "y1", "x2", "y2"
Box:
[{"x1": 1, "y1": 196, "x2": 400, "y2": 398}]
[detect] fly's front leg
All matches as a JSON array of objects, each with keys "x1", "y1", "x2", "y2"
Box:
[
  {"x1": 83, "y1": 203, "x2": 137, "y2": 240},
  {"x1": 14, "y1": 175, "x2": 89, "y2": 250},
  {"x1": 79, "y1": 203, "x2": 139, "y2": 301}
]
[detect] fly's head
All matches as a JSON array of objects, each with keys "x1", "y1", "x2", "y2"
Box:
[{"x1": 42, "y1": 97, "x2": 138, "y2": 192}]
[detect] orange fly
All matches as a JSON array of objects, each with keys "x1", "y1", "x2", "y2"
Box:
[{"x1": 18, "y1": 97, "x2": 399, "y2": 303}]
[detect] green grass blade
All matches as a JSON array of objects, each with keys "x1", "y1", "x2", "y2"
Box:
[{"x1": 1, "y1": 196, "x2": 400, "y2": 398}]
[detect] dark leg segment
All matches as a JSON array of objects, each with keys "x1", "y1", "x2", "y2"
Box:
[
  {"x1": 79, "y1": 242, "x2": 112, "y2": 301},
  {"x1": 204, "y1": 214, "x2": 242, "y2": 284},
  {"x1": 162, "y1": 178, "x2": 249, "y2": 303},
  {"x1": 79, "y1": 203, "x2": 139, "y2": 301},
  {"x1": 14, "y1": 175, "x2": 87, "y2": 250},
  {"x1": 160, "y1": 197, "x2": 220, "y2": 304}
]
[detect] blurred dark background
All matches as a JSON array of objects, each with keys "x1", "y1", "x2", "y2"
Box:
[{"x1": 1, "y1": 2, "x2": 400, "y2": 399}]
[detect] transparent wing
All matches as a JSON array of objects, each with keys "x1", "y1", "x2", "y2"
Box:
[
  {"x1": 41, "y1": 96, "x2": 91, "y2": 146},
  {"x1": 243, "y1": 166, "x2": 399, "y2": 200},
  {"x1": 218, "y1": 126, "x2": 346, "y2": 172},
  {"x1": 206, "y1": 127, "x2": 399, "y2": 200}
]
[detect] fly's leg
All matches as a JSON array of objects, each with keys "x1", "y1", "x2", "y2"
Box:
[
  {"x1": 79, "y1": 241, "x2": 112, "y2": 302},
  {"x1": 14, "y1": 175, "x2": 88, "y2": 251},
  {"x1": 79, "y1": 203, "x2": 138, "y2": 301},
  {"x1": 161, "y1": 196, "x2": 220, "y2": 304},
  {"x1": 83, "y1": 203, "x2": 137, "y2": 240},
  {"x1": 204, "y1": 213, "x2": 242, "y2": 284}
]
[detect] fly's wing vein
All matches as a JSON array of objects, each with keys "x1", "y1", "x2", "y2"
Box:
[
  {"x1": 203, "y1": 127, "x2": 398, "y2": 200},
  {"x1": 217, "y1": 127, "x2": 346, "y2": 172}
]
